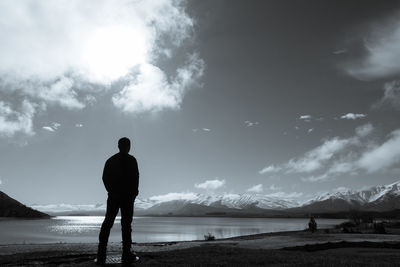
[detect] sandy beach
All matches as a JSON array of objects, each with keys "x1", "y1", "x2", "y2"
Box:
[{"x1": 1, "y1": 230, "x2": 400, "y2": 266}]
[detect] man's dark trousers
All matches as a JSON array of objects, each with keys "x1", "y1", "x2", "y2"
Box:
[{"x1": 98, "y1": 194, "x2": 135, "y2": 256}]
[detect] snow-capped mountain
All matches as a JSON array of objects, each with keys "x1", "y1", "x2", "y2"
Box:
[
  {"x1": 307, "y1": 181, "x2": 400, "y2": 205},
  {"x1": 211, "y1": 193, "x2": 299, "y2": 209},
  {"x1": 31, "y1": 193, "x2": 299, "y2": 215},
  {"x1": 140, "y1": 193, "x2": 300, "y2": 215},
  {"x1": 31, "y1": 180, "x2": 400, "y2": 216},
  {"x1": 296, "y1": 180, "x2": 400, "y2": 213}
]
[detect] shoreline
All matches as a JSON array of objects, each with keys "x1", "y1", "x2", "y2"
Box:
[
  {"x1": 2, "y1": 226, "x2": 400, "y2": 251},
  {"x1": 0, "y1": 214, "x2": 350, "y2": 219},
  {"x1": 2, "y1": 218, "x2": 400, "y2": 265},
  {"x1": 1, "y1": 229, "x2": 400, "y2": 266}
]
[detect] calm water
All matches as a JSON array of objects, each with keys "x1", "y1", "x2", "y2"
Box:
[{"x1": 0, "y1": 216, "x2": 345, "y2": 244}]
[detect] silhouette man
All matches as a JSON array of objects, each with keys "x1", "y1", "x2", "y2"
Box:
[{"x1": 96, "y1": 137, "x2": 139, "y2": 265}]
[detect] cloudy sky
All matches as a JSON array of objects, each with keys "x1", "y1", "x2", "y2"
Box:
[{"x1": 1, "y1": 0, "x2": 400, "y2": 205}]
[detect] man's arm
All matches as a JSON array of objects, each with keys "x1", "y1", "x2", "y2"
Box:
[
  {"x1": 102, "y1": 160, "x2": 112, "y2": 193},
  {"x1": 133, "y1": 158, "x2": 139, "y2": 197}
]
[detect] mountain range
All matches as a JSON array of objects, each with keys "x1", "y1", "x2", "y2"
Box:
[
  {"x1": 291, "y1": 181, "x2": 400, "y2": 214},
  {"x1": 30, "y1": 180, "x2": 400, "y2": 217}
]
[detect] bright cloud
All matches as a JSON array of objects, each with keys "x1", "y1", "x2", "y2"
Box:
[
  {"x1": 0, "y1": 0, "x2": 193, "y2": 82},
  {"x1": 299, "y1": 115, "x2": 312, "y2": 121},
  {"x1": 262, "y1": 123, "x2": 379, "y2": 182},
  {"x1": 286, "y1": 137, "x2": 352, "y2": 173},
  {"x1": 112, "y1": 54, "x2": 204, "y2": 113},
  {"x1": 375, "y1": 80, "x2": 400, "y2": 110},
  {"x1": 345, "y1": 14, "x2": 400, "y2": 80},
  {"x1": 0, "y1": 100, "x2": 36, "y2": 137},
  {"x1": 42, "y1": 127, "x2": 54, "y2": 132},
  {"x1": 334, "y1": 186, "x2": 351, "y2": 192},
  {"x1": 259, "y1": 165, "x2": 281, "y2": 174},
  {"x1": 42, "y1": 122, "x2": 61, "y2": 132},
  {"x1": 328, "y1": 161, "x2": 357, "y2": 175},
  {"x1": 195, "y1": 179, "x2": 226, "y2": 190},
  {"x1": 286, "y1": 123, "x2": 373, "y2": 174},
  {"x1": 333, "y1": 49, "x2": 347, "y2": 55},
  {"x1": 247, "y1": 184, "x2": 263, "y2": 193},
  {"x1": 301, "y1": 174, "x2": 329, "y2": 183},
  {"x1": 301, "y1": 131, "x2": 400, "y2": 181},
  {"x1": 37, "y1": 77, "x2": 86, "y2": 110},
  {"x1": 300, "y1": 160, "x2": 358, "y2": 183},
  {"x1": 340, "y1": 113, "x2": 367, "y2": 120},
  {"x1": 355, "y1": 123, "x2": 374, "y2": 137},
  {"x1": 299, "y1": 124, "x2": 400, "y2": 182},
  {"x1": 245, "y1": 120, "x2": 259, "y2": 127},
  {"x1": 357, "y1": 129, "x2": 400, "y2": 173},
  {"x1": 0, "y1": 0, "x2": 203, "y2": 136},
  {"x1": 192, "y1": 128, "x2": 211, "y2": 133}
]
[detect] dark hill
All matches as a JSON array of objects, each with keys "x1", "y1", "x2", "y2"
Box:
[{"x1": 0, "y1": 191, "x2": 50, "y2": 218}]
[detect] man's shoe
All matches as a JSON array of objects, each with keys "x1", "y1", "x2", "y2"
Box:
[
  {"x1": 96, "y1": 245, "x2": 107, "y2": 265},
  {"x1": 94, "y1": 256, "x2": 106, "y2": 266},
  {"x1": 122, "y1": 251, "x2": 139, "y2": 265}
]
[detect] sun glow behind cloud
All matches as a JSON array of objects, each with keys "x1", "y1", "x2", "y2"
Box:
[
  {"x1": 82, "y1": 25, "x2": 149, "y2": 83},
  {"x1": 0, "y1": 0, "x2": 204, "y2": 137}
]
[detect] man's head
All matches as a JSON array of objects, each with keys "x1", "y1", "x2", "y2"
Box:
[{"x1": 118, "y1": 137, "x2": 131, "y2": 154}]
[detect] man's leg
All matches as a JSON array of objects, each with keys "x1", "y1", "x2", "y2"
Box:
[
  {"x1": 120, "y1": 197, "x2": 135, "y2": 261},
  {"x1": 97, "y1": 196, "x2": 120, "y2": 263}
]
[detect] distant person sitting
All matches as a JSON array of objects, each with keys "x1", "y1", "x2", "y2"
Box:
[
  {"x1": 96, "y1": 137, "x2": 139, "y2": 265},
  {"x1": 308, "y1": 216, "x2": 317, "y2": 233}
]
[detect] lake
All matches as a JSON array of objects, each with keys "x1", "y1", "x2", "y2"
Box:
[{"x1": 0, "y1": 216, "x2": 345, "y2": 244}]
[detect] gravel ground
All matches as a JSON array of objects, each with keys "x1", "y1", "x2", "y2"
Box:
[{"x1": 1, "y1": 230, "x2": 400, "y2": 266}]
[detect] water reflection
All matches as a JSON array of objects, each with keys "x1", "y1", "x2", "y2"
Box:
[
  {"x1": 0, "y1": 216, "x2": 346, "y2": 244},
  {"x1": 50, "y1": 216, "x2": 113, "y2": 234}
]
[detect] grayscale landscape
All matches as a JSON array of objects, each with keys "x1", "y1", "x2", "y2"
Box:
[{"x1": 1, "y1": 0, "x2": 400, "y2": 266}]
